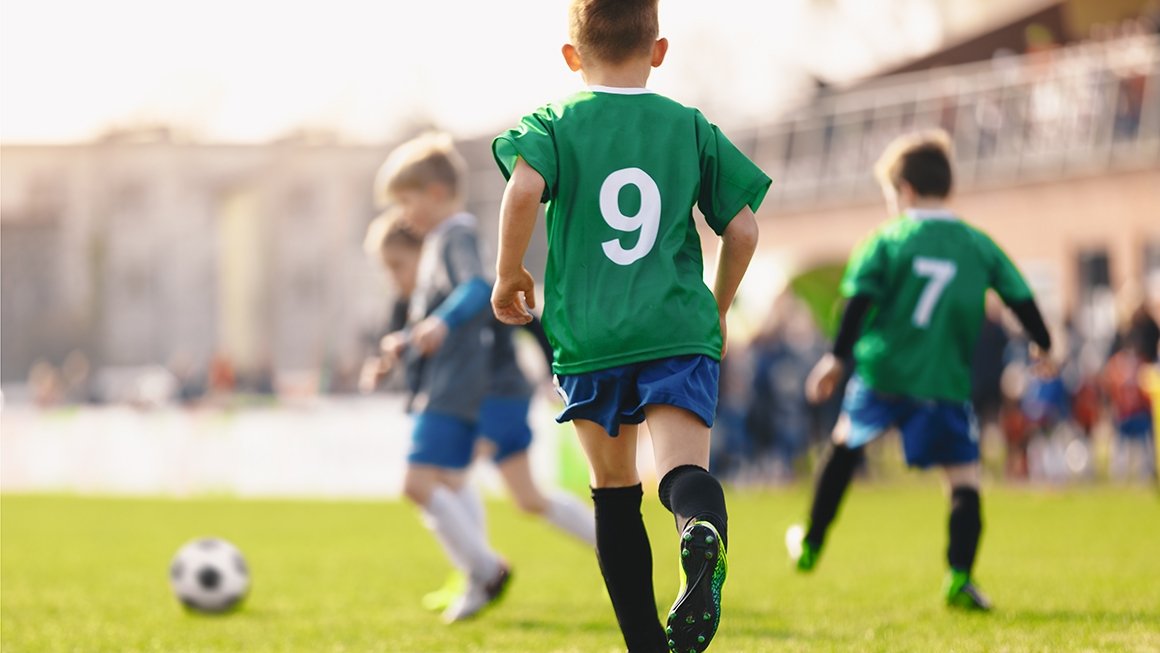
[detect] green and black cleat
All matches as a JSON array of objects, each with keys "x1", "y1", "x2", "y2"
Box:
[
  {"x1": 666, "y1": 521, "x2": 727, "y2": 653},
  {"x1": 944, "y1": 570, "x2": 992, "y2": 611}
]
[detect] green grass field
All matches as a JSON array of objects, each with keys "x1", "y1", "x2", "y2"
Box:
[{"x1": 3, "y1": 485, "x2": 1158, "y2": 652}]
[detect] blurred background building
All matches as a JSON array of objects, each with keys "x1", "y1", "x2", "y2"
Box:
[{"x1": 2, "y1": 0, "x2": 1158, "y2": 492}]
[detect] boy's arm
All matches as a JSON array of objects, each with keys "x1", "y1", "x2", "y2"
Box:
[
  {"x1": 713, "y1": 207, "x2": 759, "y2": 356},
  {"x1": 805, "y1": 295, "x2": 872, "y2": 404},
  {"x1": 1008, "y1": 299, "x2": 1051, "y2": 353},
  {"x1": 982, "y1": 229, "x2": 1053, "y2": 359},
  {"x1": 431, "y1": 278, "x2": 492, "y2": 329},
  {"x1": 492, "y1": 158, "x2": 544, "y2": 325}
]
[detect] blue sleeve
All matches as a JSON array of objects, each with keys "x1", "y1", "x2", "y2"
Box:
[{"x1": 432, "y1": 277, "x2": 492, "y2": 329}]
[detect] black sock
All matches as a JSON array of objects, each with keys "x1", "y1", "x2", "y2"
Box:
[
  {"x1": 658, "y1": 465, "x2": 728, "y2": 550},
  {"x1": 805, "y1": 444, "x2": 862, "y2": 549},
  {"x1": 591, "y1": 485, "x2": 667, "y2": 653},
  {"x1": 948, "y1": 486, "x2": 982, "y2": 574}
]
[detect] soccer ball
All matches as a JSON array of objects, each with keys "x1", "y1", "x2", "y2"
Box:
[{"x1": 169, "y1": 537, "x2": 250, "y2": 613}]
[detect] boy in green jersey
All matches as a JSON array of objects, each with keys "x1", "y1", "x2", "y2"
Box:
[
  {"x1": 788, "y1": 130, "x2": 1054, "y2": 611},
  {"x1": 491, "y1": 2, "x2": 769, "y2": 651}
]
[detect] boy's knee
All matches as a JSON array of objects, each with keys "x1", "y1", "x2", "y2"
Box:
[
  {"x1": 402, "y1": 468, "x2": 446, "y2": 505},
  {"x1": 512, "y1": 492, "x2": 548, "y2": 515}
]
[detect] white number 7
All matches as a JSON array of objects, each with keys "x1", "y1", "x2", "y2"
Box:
[
  {"x1": 912, "y1": 257, "x2": 957, "y2": 328},
  {"x1": 600, "y1": 168, "x2": 661, "y2": 266}
]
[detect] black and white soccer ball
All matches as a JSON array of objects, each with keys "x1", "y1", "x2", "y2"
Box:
[{"x1": 169, "y1": 537, "x2": 250, "y2": 613}]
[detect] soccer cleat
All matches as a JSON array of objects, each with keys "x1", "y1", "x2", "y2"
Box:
[
  {"x1": 441, "y1": 563, "x2": 512, "y2": 623},
  {"x1": 943, "y1": 570, "x2": 992, "y2": 611},
  {"x1": 785, "y1": 524, "x2": 820, "y2": 572},
  {"x1": 421, "y1": 571, "x2": 467, "y2": 612},
  {"x1": 666, "y1": 521, "x2": 727, "y2": 652}
]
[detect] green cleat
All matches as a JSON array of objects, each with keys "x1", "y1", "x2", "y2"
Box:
[
  {"x1": 785, "y1": 524, "x2": 820, "y2": 572},
  {"x1": 666, "y1": 521, "x2": 727, "y2": 653},
  {"x1": 421, "y1": 571, "x2": 467, "y2": 612},
  {"x1": 943, "y1": 570, "x2": 992, "y2": 611}
]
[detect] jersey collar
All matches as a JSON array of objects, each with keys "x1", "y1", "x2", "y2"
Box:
[
  {"x1": 905, "y1": 208, "x2": 958, "y2": 222},
  {"x1": 587, "y1": 85, "x2": 654, "y2": 95}
]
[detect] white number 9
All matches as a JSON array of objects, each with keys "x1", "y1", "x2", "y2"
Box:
[{"x1": 600, "y1": 167, "x2": 661, "y2": 266}]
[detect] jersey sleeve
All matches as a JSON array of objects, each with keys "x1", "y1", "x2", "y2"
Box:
[
  {"x1": 840, "y1": 230, "x2": 889, "y2": 300},
  {"x1": 442, "y1": 227, "x2": 485, "y2": 288},
  {"x1": 976, "y1": 228, "x2": 1033, "y2": 304},
  {"x1": 694, "y1": 111, "x2": 772, "y2": 235},
  {"x1": 492, "y1": 107, "x2": 559, "y2": 203}
]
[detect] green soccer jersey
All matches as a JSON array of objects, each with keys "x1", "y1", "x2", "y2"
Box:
[
  {"x1": 841, "y1": 209, "x2": 1034, "y2": 402},
  {"x1": 493, "y1": 88, "x2": 771, "y2": 375}
]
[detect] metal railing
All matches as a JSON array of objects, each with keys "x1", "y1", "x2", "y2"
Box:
[{"x1": 746, "y1": 34, "x2": 1160, "y2": 212}]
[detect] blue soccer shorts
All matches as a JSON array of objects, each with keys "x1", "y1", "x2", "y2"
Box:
[
  {"x1": 555, "y1": 354, "x2": 719, "y2": 437},
  {"x1": 478, "y1": 396, "x2": 534, "y2": 463},
  {"x1": 408, "y1": 410, "x2": 476, "y2": 469},
  {"x1": 841, "y1": 375, "x2": 980, "y2": 469},
  {"x1": 408, "y1": 398, "x2": 535, "y2": 469}
]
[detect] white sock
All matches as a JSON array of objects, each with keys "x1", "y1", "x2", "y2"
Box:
[
  {"x1": 545, "y1": 491, "x2": 597, "y2": 547},
  {"x1": 423, "y1": 486, "x2": 502, "y2": 582},
  {"x1": 455, "y1": 483, "x2": 487, "y2": 536}
]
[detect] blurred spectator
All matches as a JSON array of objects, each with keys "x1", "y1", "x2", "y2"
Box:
[
  {"x1": 972, "y1": 294, "x2": 1009, "y2": 432},
  {"x1": 1102, "y1": 286, "x2": 1157, "y2": 481},
  {"x1": 999, "y1": 362, "x2": 1032, "y2": 479},
  {"x1": 207, "y1": 352, "x2": 237, "y2": 397},
  {"x1": 167, "y1": 350, "x2": 207, "y2": 405},
  {"x1": 60, "y1": 349, "x2": 95, "y2": 404},
  {"x1": 744, "y1": 293, "x2": 824, "y2": 482},
  {"x1": 28, "y1": 359, "x2": 63, "y2": 408}
]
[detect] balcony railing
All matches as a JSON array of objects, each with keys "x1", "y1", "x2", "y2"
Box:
[{"x1": 744, "y1": 34, "x2": 1160, "y2": 212}]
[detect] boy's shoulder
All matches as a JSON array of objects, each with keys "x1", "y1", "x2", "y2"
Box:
[{"x1": 530, "y1": 89, "x2": 700, "y2": 121}]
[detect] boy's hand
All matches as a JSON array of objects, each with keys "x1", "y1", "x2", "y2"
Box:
[
  {"x1": 358, "y1": 356, "x2": 390, "y2": 394},
  {"x1": 380, "y1": 331, "x2": 408, "y2": 359},
  {"x1": 1028, "y1": 343, "x2": 1058, "y2": 379},
  {"x1": 493, "y1": 267, "x2": 536, "y2": 325},
  {"x1": 806, "y1": 353, "x2": 845, "y2": 404},
  {"x1": 411, "y1": 317, "x2": 449, "y2": 356}
]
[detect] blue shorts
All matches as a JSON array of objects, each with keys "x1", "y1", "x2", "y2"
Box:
[
  {"x1": 841, "y1": 376, "x2": 979, "y2": 469},
  {"x1": 408, "y1": 397, "x2": 534, "y2": 469},
  {"x1": 409, "y1": 411, "x2": 476, "y2": 469},
  {"x1": 478, "y1": 396, "x2": 534, "y2": 463},
  {"x1": 555, "y1": 355, "x2": 719, "y2": 437}
]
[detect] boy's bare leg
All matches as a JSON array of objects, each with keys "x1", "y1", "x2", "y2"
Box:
[
  {"x1": 645, "y1": 404, "x2": 729, "y2": 652},
  {"x1": 496, "y1": 451, "x2": 596, "y2": 546},
  {"x1": 574, "y1": 420, "x2": 667, "y2": 653},
  {"x1": 645, "y1": 404, "x2": 725, "y2": 546}
]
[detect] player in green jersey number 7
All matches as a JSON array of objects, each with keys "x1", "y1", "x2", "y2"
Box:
[{"x1": 788, "y1": 130, "x2": 1055, "y2": 612}]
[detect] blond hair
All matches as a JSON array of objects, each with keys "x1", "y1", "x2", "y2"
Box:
[
  {"x1": 373, "y1": 131, "x2": 466, "y2": 208},
  {"x1": 874, "y1": 129, "x2": 955, "y2": 198},
  {"x1": 363, "y1": 208, "x2": 422, "y2": 258},
  {"x1": 569, "y1": 0, "x2": 659, "y2": 65}
]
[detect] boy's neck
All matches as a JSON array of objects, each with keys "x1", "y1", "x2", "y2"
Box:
[
  {"x1": 582, "y1": 59, "x2": 652, "y2": 89},
  {"x1": 900, "y1": 196, "x2": 949, "y2": 212}
]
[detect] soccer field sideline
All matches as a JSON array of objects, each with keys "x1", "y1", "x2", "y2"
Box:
[{"x1": 2, "y1": 485, "x2": 1158, "y2": 653}]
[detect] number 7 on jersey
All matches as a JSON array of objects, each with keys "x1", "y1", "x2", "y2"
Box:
[{"x1": 912, "y1": 257, "x2": 957, "y2": 328}]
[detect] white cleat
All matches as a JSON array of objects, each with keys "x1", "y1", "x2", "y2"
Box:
[
  {"x1": 785, "y1": 524, "x2": 805, "y2": 562},
  {"x1": 441, "y1": 563, "x2": 511, "y2": 624}
]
